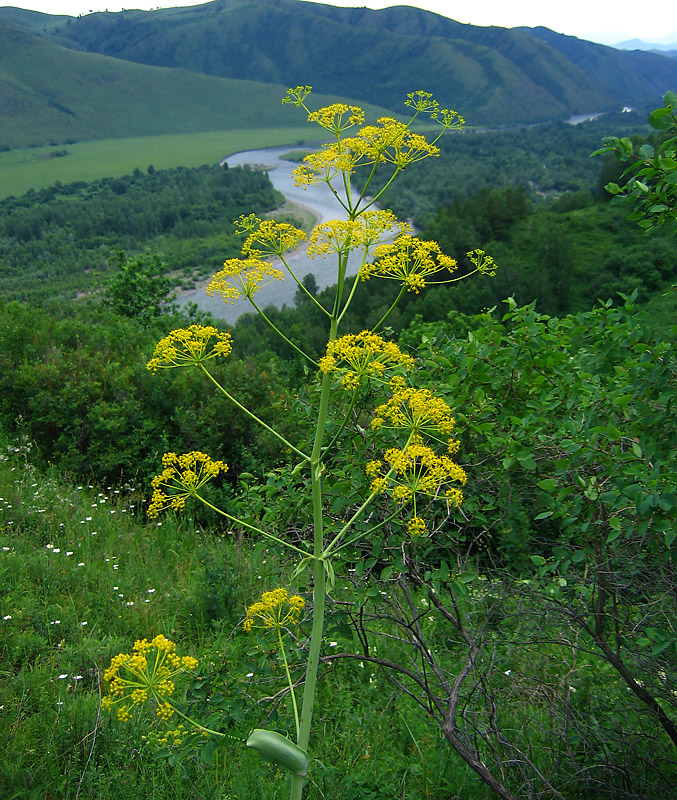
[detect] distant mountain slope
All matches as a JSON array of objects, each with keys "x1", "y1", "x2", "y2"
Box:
[
  {"x1": 0, "y1": 5, "x2": 67, "y2": 31},
  {"x1": 0, "y1": 20, "x2": 390, "y2": 148},
  {"x1": 5, "y1": 0, "x2": 675, "y2": 125},
  {"x1": 518, "y1": 27, "x2": 677, "y2": 98},
  {"x1": 615, "y1": 37, "x2": 677, "y2": 51}
]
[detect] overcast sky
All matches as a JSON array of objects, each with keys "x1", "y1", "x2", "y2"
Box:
[{"x1": 5, "y1": 0, "x2": 676, "y2": 44}]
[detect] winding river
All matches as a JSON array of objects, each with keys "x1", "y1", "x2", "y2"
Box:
[{"x1": 178, "y1": 146, "x2": 371, "y2": 324}]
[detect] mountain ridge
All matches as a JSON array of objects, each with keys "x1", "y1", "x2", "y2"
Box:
[
  {"x1": 1, "y1": 0, "x2": 676, "y2": 146},
  {"x1": 42, "y1": 0, "x2": 677, "y2": 119}
]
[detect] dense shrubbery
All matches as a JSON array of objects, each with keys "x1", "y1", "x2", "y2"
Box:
[
  {"x1": 2, "y1": 294, "x2": 674, "y2": 800},
  {"x1": 595, "y1": 90, "x2": 677, "y2": 235},
  {"x1": 423, "y1": 191, "x2": 674, "y2": 315},
  {"x1": 233, "y1": 295, "x2": 675, "y2": 799},
  {"x1": 0, "y1": 300, "x2": 297, "y2": 485}
]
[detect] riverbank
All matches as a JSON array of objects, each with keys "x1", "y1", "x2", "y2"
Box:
[
  {"x1": 177, "y1": 144, "x2": 371, "y2": 323},
  {"x1": 173, "y1": 196, "x2": 321, "y2": 319}
]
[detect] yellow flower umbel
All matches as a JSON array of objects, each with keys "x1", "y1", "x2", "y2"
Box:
[
  {"x1": 345, "y1": 117, "x2": 441, "y2": 169},
  {"x1": 207, "y1": 256, "x2": 285, "y2": 304},
  {"x1": 361, "y1": 235, "x2": 458, "y2": 294},
  {"x1": 146, "y1": 325, "x2": 233, "y2": 373},
  {"x1": 467, "y1": 248, "x2": 497, "y2": 276},
  {"x1": 293, "y1": 143, "x2": 360, "y2": 188},
  {"x1": 287, "y1": 88, "x2": 464, "y2": 197},
  {"x1": 243, "y1": 589, "x2": 305, "y2": 633},
  {"x1": 307, "y1": 211, "x2": 411, "y2": 260},
  {"x1": 372, "y1": 387, "x2": 460, "y2": 452},
  {"x1": 319, "y1": 331, "x2": 415, "y2": 390},
  {"x1": 147, "y1": 451, "x2": 228, "y2": 519},
  {"x1": 367, "y1": 443, "x2": 467, "y2": 536},
  {"x1": 101, "y1": 634, "x2": 199, "y2": 722},
  {"x1": 403, "y1": 90, "x2": 465, "y2": 132},
  {"x1": 281, "y1": 84, "x2": 313, "y2": 107},
  {"x1": 236, "y1": 214, "x2": 306, "y2": 258},
  {"x1": 292, "y1": 121, "x2": 440, "y2": 187},
  {"x1": 306, "y1": 103, "x2": 365, "y2": 134}
]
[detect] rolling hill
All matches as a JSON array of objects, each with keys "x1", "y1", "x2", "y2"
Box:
[
  {"x1": 0, "y1": 18, "x2": 392, "y2": 148},
  {"x1": 3, "y1": 0, "x2": 674, "y2": 126},
  {"x1": 1, "y1": 0, "x2": 676, "y2": 152}
]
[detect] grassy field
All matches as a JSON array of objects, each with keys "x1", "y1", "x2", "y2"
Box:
[
  {"x1": 0, "y1": 127, "x2": 314, "y2": 200},
  {"x1": 0, "y1": 438, "x2": 482, "y2": 800}
]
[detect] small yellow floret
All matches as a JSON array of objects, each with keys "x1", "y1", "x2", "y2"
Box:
[
  {"x1": 207, "y1": 257, "x2": 285, "y2": 304},
  {"x1": 147, "y1": 451, "x2": 228, "y2": 519},
  {"x1": 236, "y1": 215, "x2": 306, "y2": 258},
  {"x1": 372, "y1": 387, "x2": 457, "y2": 449},
  {"x1": 101, "y1": 634, "x2": 200, "y2": 724},
  {"x1": 407, "y1": 516, "x2": 427, "y2": 537},
  {"x1": 366, "y1": 442, "x2": 467, "y2": 535},
  {"x1": 307, "y1": 103, "x2": 365, "y2": 133},
  {"x1": 360, "y1": 236, "x2": 457, "y2": 293},
  {"x1": 467, "y1": 249, "x2": 497, "y2": 276}
]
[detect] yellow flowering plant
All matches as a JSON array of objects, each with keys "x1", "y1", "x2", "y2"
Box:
[
  {"x1": 106, "y1": 86, "x2": 496, "y2": 800},
  {"x1": 147, "y1": 450, "x2": 229, "y2": 518},
  {"x1": 146, "y1": 324, "x2": 232, "y2": 373},
  {"x1": 102, "y1": 635, "x2": 202, "y2": 725}
]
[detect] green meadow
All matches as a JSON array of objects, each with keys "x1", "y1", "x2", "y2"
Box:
[
  {"x1": 0, "y1": 127, "x2": 313, "y2": 200},
  {"x1": 0, "y1": 439, "x2": 483, "y2": 800}
]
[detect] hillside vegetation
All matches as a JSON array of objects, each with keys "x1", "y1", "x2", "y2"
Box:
[
  {"x1": 0, "y1": 19, "x2": 391, "y2": 149},
  {"x1": 0, "y1": 161, "x2": 285, "y2": 302},
  {"x1": 3, "y1": 0, "x2": 677, "y2": 132}
]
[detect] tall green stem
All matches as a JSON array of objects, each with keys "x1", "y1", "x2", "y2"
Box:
[
  {"x1": 248, "y1": 297, "x2": 321, "y2": 364},
  {"x1": 199, "y1": 364, "x2": 309, "y2": 461},
  {"x1": 197, "y1": 496, "x2": 310, "y2": 557},
  {"x1": 321, "y1": 388, "x2": 358, "y2": 458},
  {"x1": 278, "y1": 628, "x2": 300, "y2": 739},
  {"x1": 289, "y1": 310, "x2": 338, "y2": 800},
  {"x1": 150, "y1": 691, "x2": 231, "y2": 738},
  {"x1": 372, "y1": 284, "x2": 406, "y2": 332}
]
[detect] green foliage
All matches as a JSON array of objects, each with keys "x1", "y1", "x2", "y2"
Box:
[
  {"x1": 594, "y1": 91, "x2": 677, "y2": 234},
  {"x1": 105, "y1": 251, "x2": 177, "y2": 323},
  {"x1": 16, "y1": 1, "x2": 677, "y2": 125},
  {"x1": 332, "y1": 295, "x2": 676, "y2": 798},
  {"x1": 4, "y1": 75, "x2": 677, "y2": 800},
  {"x1": 0, "y1": 301, "x2": 297, "y2": 485},
  {"x1": 0, "y1": 450, "x2": 491, "y2": 799},
  {"x1": 406, "y1": 295, "x2": 675, "y2": 558},
  {"x1": 227, "y1": 193, "x2": 673, "y2": 355},
  {"x1": 424, "y1": 196, "x2": 674, "y2": 314},
  {"x1": 0, "y1": 162, "x2": 282, "y2": 301}
]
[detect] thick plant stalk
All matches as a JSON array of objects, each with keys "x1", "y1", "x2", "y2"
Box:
[
  {"x1": 289, "y1": 556, "x2": 326, "y2": 800},
  {"x1": 289, "y1": 307, "x2": 339, "y2": 799}
]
